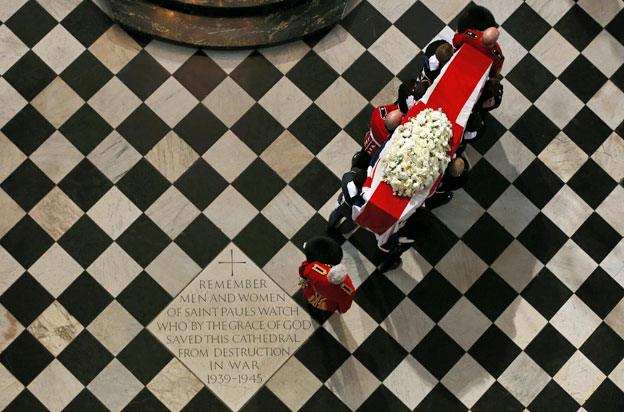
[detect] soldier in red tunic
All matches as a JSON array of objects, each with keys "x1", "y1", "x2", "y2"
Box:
[
  {"x1": 452, "y1": 27, "x2": 505, "y2": 77},
  {"x1": 298, "y1": 236, "x2": 355, "y2": 314}
]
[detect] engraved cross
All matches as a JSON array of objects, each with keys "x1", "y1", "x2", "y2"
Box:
[{"x1": 218, "y1": 249, "x2": 246, "y2": 276}]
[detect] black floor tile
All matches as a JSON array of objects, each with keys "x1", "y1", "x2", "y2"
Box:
[
  {"x1": 291, "y1": 159, "x2": 340, "y2": 209},
  {"x1": 117, "y1": 272, "x2": 172, "y2": 326},
  {"x1": 356, "y1": 385, "x2": 410, "y2": 412},
  {"x1": 340, "y1": 2, "x2": 391, "y2": 48},
  {"x1": 506, "y1": 55, "x2": 556, "y2": 102},
  {"x1": 5, "y1": 1, "x2": 56, "y2": 47},
  {"x1": 344, "y1": 104, "x2": 374, "y2": 143},
  {"x1": 173, "y1": 52, "x2": 227, "y2": 100},
  {"x1": 510, "y1": 106, "x2": 560, "y2": 155},
  {"x1": 580, "y1": 323, "x2": 624, "y2": 375},
  {"x1": 0, "y1": 216, "x2": 54, "y2": 269},
  {"x1": 0, "y1": 331, "x2": 53, "y2": 385},
  {"x1": 122, "y1": 388, "x2": 168, "y2": 412},
  {"x1": 354, "y1": 327, "x2": 407, "y2": 380},
  {"x1": 116, "y1": 159, "x2": 170, "y2": 211},
  {"x1": 518, "y1": 213, "x2": 568, "y2": 264},
  {"x1": 174, "y1": 159, "x2": 227, "y2": 210},
  {"x1": 300, "y1": 386, "x2": 350, "y2": 412},
  {"x1": 528, "y1": 381, "x2": 579, "y2": 412},
  {"x1": 502, "y1": 3, "x2": 550, "y2": 50},
  {"x1": 289, "y1": 104, "x2": 340, "y2": 154},
  {"x1": 471, "y1": 382, "x2": 524, "y2": 412},
  {"x1": 176, "y1": 215, "x2": 229, "y2": 267},
  {"x1": 58, "y1": 330, "x2": 113, "y2": 385},
  {"x1": 522, "y1": 267, "x2": 573, "y2": 320},
  {"x1": 58, "y1": 159, "x2": 113, "y2": 211},
  {"x1": 463, "y1": 214, "x2": 514, "y2": 265},
  {"x1": 233, "y1": 158, "x2": 286, "y2": 210},
  {"x1": 1, "y1": 104, "x2": 55, "y2": 155},
  {"x1": 606, "y1": 9, "x2": 624, "y2": 46},
  {"x1": 117, "y1": 50, "x2": 169, "y2": 100},
  {"x1": 469, "y1": 325, "x2": 521, "y2": 378},
  {"x1": 3, "y1": 51, "x2": 56, "y2": 101},
  {"x1": 466, "y1": 269, "x2": 517, "y2": 321},
  {"x1": 295, "y1": 328, "x2": 350, "y2": 381},
  {"x1": 559, "y1": 55, "x2": 608, "y2": 103},
  {"x1": 1, "y1": 159, "x2": 54, "y2": 211},
  {"x1": 572, "y1": 213, "x2": 622, "y2": 263},
  {"x1": 181, "y1": 388, "x2": 230, "y2": 412},
  {"x1": 567, "y1": 160, "x2": 617, "y2": 209},
  {"x1": 58, "y1": 272, "x2": 113, "y2": 326},
  {"x1": 584, "y1": 379, "x2": 624, "y2": 412},
  {"x1": 116, "y1": 214, "x2": 170, "y2": 267},
  {"x1": 58, "y1": 215, "x2": 112, "y2": 267},
  {"x1": 233, "y1": 214, "x2": 287, "y2": 268},
  {"x1": 409, "y1": 269, "x2": 461, "y2": 322},
  {"x1": 463, "y1": 159, "x2": 510, "y2": 209},
  {"x1": 412, "y1": 326, "x2": 464, "y2": 380},
  {"x1": 413, "y1": 383, "x2": 467, "y2": 412},
  {"x1": 343, "y1": 52, "x2": 393, "y2": 100},
  {"x1": 117, "y1": 105, "x2": 170, "y2": 155},
  {"x1": 287, "y1": 51, "x2": 339, "y2": 100},
  {"x1": 554, "y1": 5, "x2": 602, "y2": 51},
  {"x1": 61, "y1": 50, "x2": 114, "y2": 100},
  {"x1": 563, "y1": 106, "x2": 612, "y2": 155},
  {"x1": 514, "y1": 159, "x2": 564, "y2": 209},
  {"x1": 118, "y1": 330, "x2": 172, "y2": 384},
  {"x1": 0, "y1": 272, "x2": 53, "y2": 326},
  {"x1": 409, "y1": 211, "x2": 460, "y2": 265},
  {"x1": 354, "y1": 273, "x2": 405, "y2": 324},
  {"x1": 525, "y1": 324, "x2": 576, "y2": 376},
  {"x1": 240, "y1": 387, "x2": 290, "y2": 412},
  {"x1": 174, "y1": 104, "x2": 226, "y2": 154},
  {"x1": 231, "y1": 104, "x2": 283, "y2": 154},
  {"x1": 64, "y1": 389, "x2": 109, "y2": 412},
  {"x1": 395, "y1": 2, "x2": 446, "y2": 49},
  {"x1": 229, "y1": 51, "x2": 283, "y2": 100},
  {"x1": 576, "y1": 267, "x2": 624, "y2": 318},
  {"x1": 471, "y1": 113, "x2": 507, "y2": 155},
  {"x1": 60, "y1": 104, "x2": 113, "y2": 155},
  {"x1": 61, "y1": 1, "x2": 112, "y2": 47},
  {"x1": 4, "y1": 389, "x2": 49, "y2": 412}
]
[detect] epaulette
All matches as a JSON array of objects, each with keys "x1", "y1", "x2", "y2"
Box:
[
  {"x1": 379, "y1": 106, "x2": 387, "y2": 117},
  {"x1": 466, "y1": 31, "x2": 478, "y2": 39},
  {"x1": 311, "y1": 264, "x2": 328, "y2": 276},
  {"x1": 340, "y1": 283, "x2": 354, "y2": 295},
  {"x1": 492, "y1": 48, "x2": 502, "y2": 60}
]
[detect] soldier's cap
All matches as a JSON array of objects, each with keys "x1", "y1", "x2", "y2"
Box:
[
  {"x1": 457, "y1": 5, "x2": 498, "y2": 33},
  {"x1": 303, "y1": 236, "x2": 343, "y2": 265}
]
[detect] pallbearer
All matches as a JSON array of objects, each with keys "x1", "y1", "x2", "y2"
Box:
[{"x1": 298, "y1": 236, "x2": 355, "y2": 314}]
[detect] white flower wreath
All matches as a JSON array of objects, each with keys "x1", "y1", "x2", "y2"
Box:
[{"x1": 381, "y1": 108, "x2": 452, "y2": 197}]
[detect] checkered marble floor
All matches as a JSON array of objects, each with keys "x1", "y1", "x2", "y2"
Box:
[{"x1": 1, "y1": 0, "x2": 623, "y2": 410}]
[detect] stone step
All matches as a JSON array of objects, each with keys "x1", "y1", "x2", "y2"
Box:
[
  {"x1": 108, "y1": 0, "x2": 354, "y2": 48},
  {"x1": 163, "y1": 0, "x2": 288, "y2": 10}
]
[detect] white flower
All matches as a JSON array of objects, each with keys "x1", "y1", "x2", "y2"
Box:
[{"x1": 381, "y1": 108, "x2": 452, "y2": 197}]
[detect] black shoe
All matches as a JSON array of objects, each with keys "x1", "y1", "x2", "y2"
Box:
[
  {"x1": 424, "y1": 191, "x2": 453, "y2": 210},
  {"x1": 378, "y1": 257, "x2": 402, "y2": 273}
]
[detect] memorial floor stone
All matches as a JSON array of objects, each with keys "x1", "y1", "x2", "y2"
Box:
[{"x1": 148, "y1": 245, "x2": 316, "y2": 411}]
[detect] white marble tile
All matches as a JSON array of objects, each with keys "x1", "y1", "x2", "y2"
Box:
[
  {"x1": 491, "y1": 80, "x2": 531, "y2": 129},
  {"x1": 554, "y1": 351, "x2": 606, "y2": 404},
  {"x1": 316, "y1": 77, "x2": 367, "y2": 128},
  {"x1": 317, "y1": 131, "x2": 361, "y2": 178},
  {"x1": 601, "y1": 239, "x2": 624, "y2": 288},
  {"x1": 260, "y1": 131, "x2": 314, "y2": 183},
  {"x1": 497, "y1": 27, "x2": 528, "y2": 73},
  {"x1": 32, "y1": 25, "x2": 84, "y2": 73},
  {"x1": 259, "y1": 40, "x2": 311, "y2": 74},
  {"x1": 433, "y1": 189, "x2": 485, "y2": 237},
  {"x1": 498, "y1": 352, "x2": 550, "y2": 407},
  {"x1": 202, "y1": 130, "x2": 256, "y2": 181},
  {"x1": 30, "y1": 131, "x2": 83, "y2": 183},
  {"x1": 0, "y1": 25, "x2": 28, "y2": 75},
  {"x1": 597, "y1": 186, "x2": 624, "y2": 236},
  {"x1": 324, "y1": 302, "x2": 378, "y2": 352},
  {"x1": 535, "y1": 80, "x2": 584, "y2": 129},
  {"x1": 578, "y1": 0, "x2": 623, "y2": 25},
  {"x1": 441, "y1": 354, "x2": 495, "y2": 409},
  {"x1": 341, "y1": 241, "x2": 376, "y2": 288},
  {"x1": 0, "y1": 303, "x2": 23, "y2": 352},
  {"x1": 87, "y1": 186, "x2": 141, "y2": 239},
  {"x1": 371, "y1": 76, "x2": 403, "y2": 109},
  {"x1": 259, "y1": 77, "x2": 312, "y2": 128},
  {"x1": 367, "y1": 0, "x2": 415, "y2": 23},
  {"x1": 384, "y1": 248, "x2": 432, "y2": 294},
  {"x1": 88, "y1": 359, "x2": 143, "y2": 412},
  {"x1": 88, "y1": 77, "x2": 141, "y2": 128},
  {"x1": 531, "y1": 29, "x2": 579, "y2": 76},
  {"x1": 326, "y1": 356, "x2": 379, "y2": 410},
  {"x1": 369, "y1": 26, "x2": 419, "y2": 74},
  {"x1": 610, "y1": 358, "x2": 624, "y2": 392},
  {"x1": 495, "y1": 296, "x2": 547, "y2": 349},
  {"x1": 0, "y1": 78, "x2": 27, "y2": 128},
  {"x1": 439, "y1": 297, "x2": 491, "y2": 350},
  {"x1": 542, "y1": 185, "x2": 593, "y2": 237},
  {"x1": 0, "y1": 188, "x2": 24, "y2": 239},
  {"x1": 551, "y1": 295, "x2": 602, "y2": 347},
  {"x1": 145, "y1": 131, "x2": 198, "y2": 183},
  {"x1": 488, "y1": 186, "x2": 539, "y2": 237},
  {"x1": 29, "y1": 244, "x2": 83, "y2": 297},
  {"x1": 87, "y1": 243, "x2": 142, "y2": 297},
  {"x1": 202, "y1": 48, "x2": 252, "y2": 74},
  {"x1": 32, "y1": 77, "x2": 83, "y2": 128},
  {"x1": 202, "y1": 77, "x2": 254, "y2": 128},
  {"x1": 147, "y1": 359, "x2": 203, "y2": 412},
  {"x1": 525, "y1": 0, "x2": 574, "y2": 25},
  {"x1": 145, "y1": 243, "x2": 200, "y2": 296},
  {"x1": 204, "y1": 186, "x2": 257, "y2": 238},
  {"x1": 421, "y1": 0, "x2": 469, "y2": 22},
  {"x1": 28, "y1": 301, "x2": 82, "y2": 356},
  {"x1": 436, "y1": 241, "x2": 488, "y2": 293},
  {"x1": 0, "y1": 363, "x2": 23, "y2": 411},
  {"x1": 266, "y1": 357, "x2": 322, "y2": 411},
  {"x1": 592, "y1": 133, "x2": 624, "y2": 182},
  {"x1": 0, "y1": 132, "x2": 26, "y2": 182},
  {"x1": 262, "y1": 186, "x2": 315, "y2": 238},
  {"x1": 538, "y1": 132, "x2": 588, "y2": 182},
  {"x1": 583, "y1": 30, "x2": 624, "y2": 77},
  {"x1": 492, "y1": 240, "x2": 543, "y2": 293},
  {"x1": 588, "y1": 81, "x2": 624, "y2": 129},
  {"x1": 384, "y1": 355, "x2": 436, "y2": 409},
  {"x1": 263, "y1": 241, "x2": 305, "y2": 296},
  {"x1": 29, "y1": 187, "x2": 83, "y2": 241},
  {"x1": 87, "y1": 301, "x2": 142, "y2": 355},
  {"x1": 313, "y1": 25, "x2": 366, "y2": 75},
  {"x1": 0, "y1": 0, "x2": 27, "y2": 21},
  {"x1": 36, "y1": 0, "x2": 80, "y2": 20},
  {"x1": 381, "y1": 298, "x2": 434, "y2": 351},
  {"x1": 605, "y1": 298, "x2": 624, "y2": 339},
  {"x1": 485, "y1": 132, "x2": 535, "y2": 182},
  {"x1": 144, "y1": 39, "x2": 196, "y2": 74},
  {"x1": 88, "y1": 25, "x2": 141, "y2": 74},
  {"x1": 0, "y1": 247, "x2": 23, "y2": 296},
  {"x1": 28, "y1": 359, "x2": 83, "y2": 411},
  {"x1": 145, "y1": 187, "x2": 200, "y2": 239},
  {"x1": 145, "y1": 77, "x2": 198, "y2": 128},
  {"x1": 88, "y1": 131, "x2": 141, "y2": 183},
  {"x1": 547, "y1": 240, "x2": 598, "y2": 291}
]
